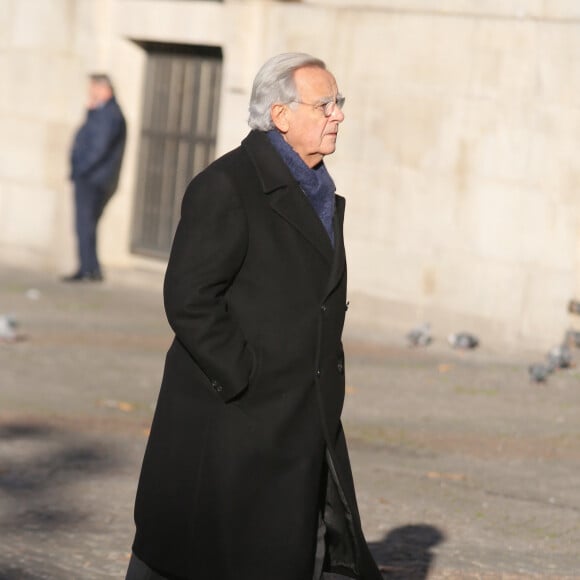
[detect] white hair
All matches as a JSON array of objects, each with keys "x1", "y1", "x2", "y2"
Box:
[{"x1": 248, "y1": 53, "x2": 327, "y2": 131}]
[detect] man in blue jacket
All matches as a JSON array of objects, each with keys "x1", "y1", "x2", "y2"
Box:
[{"x1": 63, "y1": 73, "x2": 126, "y2": 282}]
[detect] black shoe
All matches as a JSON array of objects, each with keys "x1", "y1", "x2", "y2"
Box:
[
  {"x1": 61, "y1": 271, "x2": 103, "y2": 283},
  {"x1": 89, "y1": 271, "x2": 104, "y2": 282}
]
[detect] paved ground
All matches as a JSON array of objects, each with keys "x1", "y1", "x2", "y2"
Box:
[{"x1": 1, "y1": 264, "x2": 579, "y2": 579}]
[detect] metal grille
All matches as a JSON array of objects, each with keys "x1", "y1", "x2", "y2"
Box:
[{"x1": 131, "y1": 43, "x2": 223, "y2": 258}]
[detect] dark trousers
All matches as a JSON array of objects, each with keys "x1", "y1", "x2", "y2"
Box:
[{"x1": 74, "y1": 180, "x2": 107, "y2": 275}]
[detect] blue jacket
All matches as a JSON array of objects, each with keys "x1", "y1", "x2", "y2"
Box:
[{"x1": 70, "y1": 96, "x2": 126, "y2": 194}]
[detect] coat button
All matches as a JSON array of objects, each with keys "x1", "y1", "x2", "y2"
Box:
[
  {"x1": 320, "y1": 304, "x2": 327, "y2": 313},
  {"x1": 315, "y1": 369, "x2": 321, "y2": 378},
  {"x1": 210, "y1": 379, "x2": 223, "y2": 393},
  {"x1": 337, "y1": 362, "x2": 344, "y2": 374}
]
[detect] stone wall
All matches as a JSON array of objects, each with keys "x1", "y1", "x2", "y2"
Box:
[
  {"x1": 1, "y1": 0, "x2": 579, "y2": 348},
  {"x1": 0, "y1": 0, "x2": 117, "y2": 271}
]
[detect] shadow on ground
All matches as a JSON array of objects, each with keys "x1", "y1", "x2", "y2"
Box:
[
  {"x1": 0, "y1": 567, "x2": 42, "y2": 580},
  {"x1": 369, "y1": 524, "x2": 445, "y2": 579},
  {"x1": 0, "y1": 418, "x2": 123, "y2": 577}
]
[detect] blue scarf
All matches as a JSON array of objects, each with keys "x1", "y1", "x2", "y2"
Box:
[{"x1": 267, "y1": 130, "x2": 335, "y2": 246}]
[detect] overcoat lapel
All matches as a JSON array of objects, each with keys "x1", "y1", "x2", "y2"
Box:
[
  {"x1": 243, "y1": 131, "x2": 334, "y2": 265},
  {"x1": 268, "y1": 186, "x2": 334, "y2": 265}
]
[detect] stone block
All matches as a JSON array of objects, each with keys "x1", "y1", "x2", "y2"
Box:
[
  {"x1": 0, "y1": 182, "x2": 56, "y2": 247},
  {"x1": 0, "y1": 116, "x2": 45, "y2": 184},
  {"x1": 9, "y1": 0, "x2": 73, "y2": 51}
]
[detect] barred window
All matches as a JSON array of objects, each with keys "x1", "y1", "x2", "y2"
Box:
[{"x1": 131, "y1": 42, "x2": 223, "y2": 258}]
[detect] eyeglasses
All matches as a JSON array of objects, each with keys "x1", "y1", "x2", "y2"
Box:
[{"x1": 291, "y1": 95, "x2": 345, "y2": 117}]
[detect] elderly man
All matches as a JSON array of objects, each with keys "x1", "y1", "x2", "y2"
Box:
[
  {"x1": 127, "y1": 53, "x2": 382, "y2": 580},
  {"x1": 63, "y1": 74, "x2": 126, "y2": 282}
]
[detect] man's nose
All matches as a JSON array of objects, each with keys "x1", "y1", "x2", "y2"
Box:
[{"x1": 332, "y1": 107, "x2": 345, "y2": 122}]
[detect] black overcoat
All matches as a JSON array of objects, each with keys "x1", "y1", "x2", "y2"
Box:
[{"x1": 132, "y1": 130, "x2": 382, "y2": 580}]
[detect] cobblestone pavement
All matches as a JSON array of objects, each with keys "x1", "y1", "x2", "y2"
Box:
[{"x1": 1, "y1": 264, "x2": 579, "y2": 579}]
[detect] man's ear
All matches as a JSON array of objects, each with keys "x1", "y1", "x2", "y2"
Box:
[{"x1": 271, "y1": 104, "x2": 289, "y2": 133}]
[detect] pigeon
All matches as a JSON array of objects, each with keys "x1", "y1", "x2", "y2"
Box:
[
  {"x1": 406, "y1": 323, "x2": 432, "y2": 347},
  {"x1": 447, "y1": 332, "x2": 479, "y2": 349},
  {"x1": 0, "y1": 314, "x2": 18, "y2": 343},
  {"x1": 528, "y1": 362, "x2": 553, "y2": 383},
  {"x1": 547, "y1": 344, "x2": 572, "y2": 369},
  {"x1": 565, "y1": 329, "x2": 580, "y2": 349}
]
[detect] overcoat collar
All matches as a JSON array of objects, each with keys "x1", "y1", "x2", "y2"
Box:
[{"x1": 242, "y1": 130, "x2": 346, "y2": 284}]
